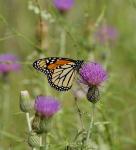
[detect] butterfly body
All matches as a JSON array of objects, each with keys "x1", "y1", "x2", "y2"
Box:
[{"x1": 33, "y1": 57, "x2": 84, "y2": 91}]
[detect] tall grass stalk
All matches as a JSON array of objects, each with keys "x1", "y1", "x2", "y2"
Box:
[
  {"x1": 98, "y1": 106, "x2": 113, "y2": 147},
  {"x1": 35, "y1": 0, "x2": 43, "y2": 49},
  {"x1": 74, "y1": 97, "x2": 84, "y2": 130}
]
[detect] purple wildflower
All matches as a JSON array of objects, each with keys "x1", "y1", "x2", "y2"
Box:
[
  {"x1": 35, "y1": 96, "x2": 60, "y2": 118},
  {"x1": 94, "y1": 24, "x2": 118, "y2": 44},
  {"x1": 0, "y1": 54, "x2": 21, "y2": 73},
  {"x1": 79, "y1": 62, "x2": 107, "y2": 86},
  {"x1": 79, "y1": 62, "x2": 107, "y2": 103},
  {"x1": 53, "y1": 0, "x2": 74, "y2": 12}
]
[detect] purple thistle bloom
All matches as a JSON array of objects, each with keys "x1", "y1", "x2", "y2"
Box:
[
  {"x1": 79, "y1": 62, "x2": 107, "y2": 103},
  {"x1": 53, "y1": 0, "x2": 74, "y2": 12},
  {"x1": 94, "y1": 24, "x2": 118, "y2": 44},
  {"x1": 35, "y1": 96, "x2": 60, "y2": 118},
  {"x1": 0, "y1": 54, "x2": 21, "y2": 73},
  {"x1": 79, "y1": 62, "x2": 107, "y2": 87}
]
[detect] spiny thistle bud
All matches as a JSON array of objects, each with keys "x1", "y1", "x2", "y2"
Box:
[
  {"x1": 32, "y1": 114, "x2": 52, "y2": 134},
  {"x1": 32, "y1": 113, "x2": 51, "y2": 134},
  {"x1": 39, "y1": 117, "x2": 52, "y2": 134},
  {"x1": 87, "y1": 86, "x2": 100, "y2": 103},
  {"x1": 20, "y1": 91, "x2": 34, "y2": 112},
  {"x1": 32, "y1": 113, "x2": 41, "y2": 134},
  {"x1": 28, "y1": 132, "x2": 41, "y2": 148}
]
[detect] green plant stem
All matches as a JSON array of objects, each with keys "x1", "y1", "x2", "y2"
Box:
[
  {"x1": 40, "y1": 135, "x2": 42, "y2": 147},
  {"x1": 26, "y1": 113, "x2": 32, "y2": 132},
  {"x1": 85, "y1": 103, "x2": 95, "y2": 148},
  {"x1": 44, "y1": 133, "x2": 49, "y2": 150},
  {"x1": 26, "y1": 113, "x2": 37, "y2": 150}
]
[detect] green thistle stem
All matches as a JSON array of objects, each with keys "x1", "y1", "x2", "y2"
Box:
[
  {"x1": 26, "y1": 113, "x2": 38, "y2": 150},
  {"x1": 43, "y1": 133, "x2": 49, "y2": 150},
  {"x1": 85, "y1": 103, "x2": 95, "y2": 148},
  {"x1": 26, "y1": 113, "x2": 32, "y2": 132},
  {"x1": 26, "y1": 113, "x2": 34, "y2": 150},
  {"x1": 40, "y1": 135, "x2": 42, "y2": 147}
]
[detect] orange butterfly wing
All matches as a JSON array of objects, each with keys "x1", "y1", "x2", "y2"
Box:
[{"x1": 33, "y1": 57, "x2": 84, "y2": 91}]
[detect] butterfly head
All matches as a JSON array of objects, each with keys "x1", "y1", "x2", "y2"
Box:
[{"x1": 75, "y1": 60, "x2": 84, "y2": 71}]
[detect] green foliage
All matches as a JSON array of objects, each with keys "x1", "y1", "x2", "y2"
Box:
[{"x1": 0, "y1": 0, "x2": 136, "y2": 149}]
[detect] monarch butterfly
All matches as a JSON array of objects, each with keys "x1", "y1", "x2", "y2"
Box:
[{"x1": 33, "y1": 57, "x2": 84, "y2": 91}]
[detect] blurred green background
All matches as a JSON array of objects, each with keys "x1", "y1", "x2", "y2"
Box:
[{"x1": 0, "y1": 0, "x2": 136, "y2": 149}]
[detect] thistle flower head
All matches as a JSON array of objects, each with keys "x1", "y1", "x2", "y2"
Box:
[
  {"x1": 34, "y1": 96, "x2": 60, "y2": 118},
  {"x1": 79, "y1": 62, "x2": 107, "y2": 103},
  {"x1": 53, "y1": 0, "x2": 74, "y2": 12},
  {"x1": 94, "y1": 24, "x2": 118, "y2": 44},
  {"x1": 0, "y1": 54, "x2": 21, "y2": 73},
  {"x1": 79, "y1": 62, "x2": 107, "y2": 87}
]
